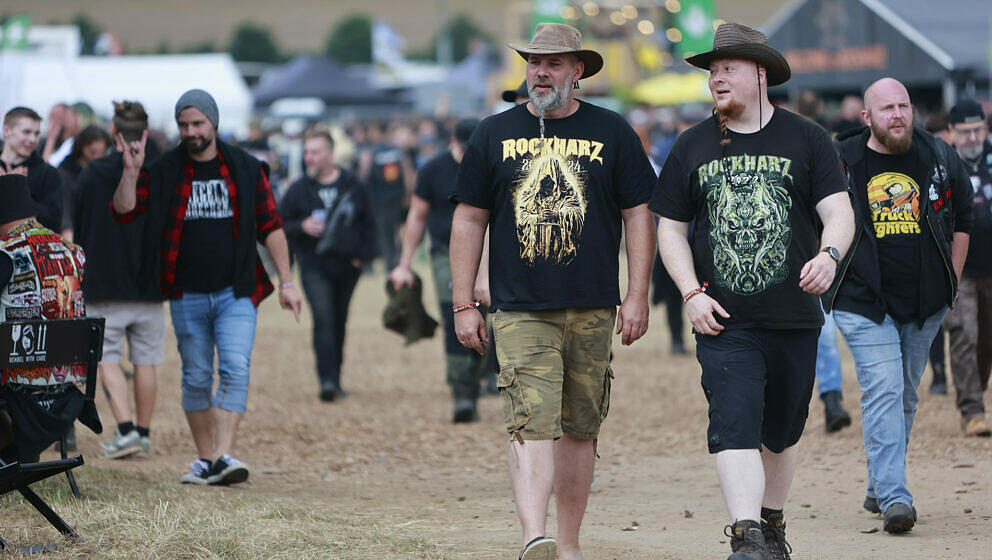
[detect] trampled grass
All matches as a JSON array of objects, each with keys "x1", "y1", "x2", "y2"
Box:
[{"x1": 0, "y1": 465, "x2": 448, "y2": 559}]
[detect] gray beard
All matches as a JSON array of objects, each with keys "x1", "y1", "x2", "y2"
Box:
[
  {"x1": 529, "y1": 81, "x2": 567, "y2": 117},
  {"x1": 959, "y1": 144, "x2": 983, "y2": 160}
]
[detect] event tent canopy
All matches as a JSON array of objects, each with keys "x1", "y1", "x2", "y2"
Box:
[
  {"x1": 765, "y1": 0, "x2": 991, "y2": 101},
  {"x1": 252, "y1": 56, "x2": 404, "y2": 109}
]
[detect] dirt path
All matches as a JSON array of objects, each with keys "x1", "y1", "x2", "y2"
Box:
[{"x1": 71, "y1": 271, "x2": 992, "y2": 559}]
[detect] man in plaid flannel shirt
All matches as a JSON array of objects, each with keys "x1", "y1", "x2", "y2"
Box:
[{"x1": 112, "y1": 89, "x2": 301, "y2": 486}]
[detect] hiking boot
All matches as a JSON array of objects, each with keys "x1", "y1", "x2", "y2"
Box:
[
  {"x1": 207, "y1": 454, "x2": 250, "y2": 485},
  {"x1": 725, "y1": 520, "x2": 772, "y2": 560},
  {"x1": 929, "y1": 365, "x2": 947, "y2": 395},
  {"x1": 863, "y1": 496, "x2": 881, "y2": 514},
  {"x1": 180, "y1": 459, "x2": 211, "y2": 485},
  {"x1": 821, "y1": 391, "x2": 851, "y2": 432},
  {"x1": 100, "y1": 429, "x2": 143, "y2": 459},
  {"x1": 452, "y1": 398, "x2": 480, "y2": 423},
  {"x1": 963, "y1": 415, "x2": 992, "y2": 437},
  {"x1": 518, "y1": 536, "x2": 556, "y2": 560},
  {"x1": 761, "y1": 513, "x2": 792, "y2": 560},
  {"x1": 883, "y1": 502, "x2": 915, "y2": 534}
]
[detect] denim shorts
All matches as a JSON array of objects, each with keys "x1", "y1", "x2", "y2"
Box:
[
  {"x1": 695, "y1": 327, "x2": 819, "y2": 453},
  {"x1": 169, "y1": 287, "x2": 257, "y2": 413}
]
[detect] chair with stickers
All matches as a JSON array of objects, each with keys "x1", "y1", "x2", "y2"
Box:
[{"x1": 0, "y1": 317, "x2": 104, "y2": 553}]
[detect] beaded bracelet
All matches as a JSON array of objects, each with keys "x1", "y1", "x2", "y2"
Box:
[
  {"x1": 682, "y1": 282, "x2": 709, "y2": 303},
  {"x1": 452, "y1": 300, "x2": 482, "y2": 314}
]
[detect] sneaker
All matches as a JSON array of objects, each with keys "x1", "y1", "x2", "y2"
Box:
[
  {"x1": 963, "y1": 416, "x2": 992, "y2": 437},
  {"x1": 180, "y1": 459, "x2": 211, "y2": 485},
  {"x1": 100, "y1": 429, "x2": 142, "y2": 459},
  {"x1": 821, "y1": 391, "x2": 852, "y2": 433},
  {"x1": 452, "y1": 399, "x2": 480, "y2": 423},
  {"x1": 761, "y1": 513, "x2": 792, "y2": 560},
  {"x1": 207, "y1": 454, "x2": 250, "y2": 485},
  {"x1": 863, "y1": 496, "x2": 881, "y2": 514},
  {"x1": 319, "y1": 381, "x2": 348, "y2": 402},
  {"x1": 140, "y1": 435, "x2": 151, "y2": 455},
  {"x1": 518, "y1": 536, "x2": 556, "y2": 560},
  {"x1": 671, "y1": 340, "x2": 688, "y2": 355},
  {"x1": 725, "y1": 520, "x2": 771, "y2": 560},
  {"x1": 883, "y1": 502, "x2": 915, "y2": 534}
]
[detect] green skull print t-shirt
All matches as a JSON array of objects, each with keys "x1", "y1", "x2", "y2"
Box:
[
  {"x1": 650, "y1": 108, "x2": 847, "y2": 329},
  {"x1": 451, "y1": 101, "x2": 657, "y2": 310}
]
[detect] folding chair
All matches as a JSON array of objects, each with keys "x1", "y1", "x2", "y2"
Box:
[{"x1": 0, "y1": 318, "x2": 104, "y2": 552}]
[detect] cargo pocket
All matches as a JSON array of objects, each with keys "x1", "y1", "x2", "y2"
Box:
[
  {"x1": 498, "y1": 366, "x2": 530, "y2": 433},
  {"x1": 599, "y1": 366, "x2": 614, "y2": 422}
]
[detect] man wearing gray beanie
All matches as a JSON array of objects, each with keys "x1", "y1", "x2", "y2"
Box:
[{"x1": 111, "y1": 88, "x2": 302, "y2": 486}]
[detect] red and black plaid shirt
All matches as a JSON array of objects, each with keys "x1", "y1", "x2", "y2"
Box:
[{"x1": 112, "y1": 149, "x2": 282, "y2": 306}]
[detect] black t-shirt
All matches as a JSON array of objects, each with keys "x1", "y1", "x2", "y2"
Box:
[
  {"x1": 175, "y1": 158, "x2": 235, "y2": 294},
  {"x1": 963, "y1": 142, "x2": 992, "y2": 277},
  {"x1": 0, "y1": 252, "x2": 11, "y2": 292},
  {"x1": 414, "y1": 151, "x2": 459, "y2": 252},
  {"x1": 367, "y1": 143, "x2": 406, "y2": 199},
  {"x1": 452, "y1": 101, "x2": 656, "y2": 310},
  {"x1": 864, "y1": 146, "x2": 927, "y2": 323},
  {"x1": 650, "y1": 108, "x2": 846, "y2": 329}
]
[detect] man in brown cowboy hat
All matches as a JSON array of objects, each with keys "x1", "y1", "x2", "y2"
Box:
[
  {"x1": 449, "y1": 22, "x2": 657, "y2": 560},
  {"x1": 651, "y1": 22, "x2": 854, "y2": 560}
]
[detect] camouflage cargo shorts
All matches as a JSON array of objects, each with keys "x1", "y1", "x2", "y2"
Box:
[{"x1": 492, "y1": 307, "x2": 616, "y2": 441}]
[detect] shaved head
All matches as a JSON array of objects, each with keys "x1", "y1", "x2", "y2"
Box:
[
  {"x1": 863, "y1": 78, "x2": 910, "y2": 113},
  {"x1": 862, "y1": 77, "x2": 913, "y2": 154}
]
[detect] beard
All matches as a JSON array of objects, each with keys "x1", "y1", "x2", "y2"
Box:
[
  {"x1": 959, "y1": 144, "x2": 983, "y2": 160},
  {"x1": 182, "y1": 134, "x2": 213, "y2": 155},
  {"x1": 870, "y1": 118, "x2": 912, "y2": 153},
  {"x1": 528, "y1": 78, "x2": 568, "y2": 116},
  {"x1": 714, "y1": 95, "x2": 746, "y2": 120}
]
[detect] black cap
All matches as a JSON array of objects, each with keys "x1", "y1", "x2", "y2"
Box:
[
  {"x1": 502, "y1": 80, "x2": 529, "y2": 103},
  {"x1": 0, "y1": 173, "x2": 43, "y2": 224},
  {"x1": 949, "y1": 99, "x2": 985, "y2": 125},
  {"x1": 453, "y1": 118, "x2": 479, "y2": 146}
]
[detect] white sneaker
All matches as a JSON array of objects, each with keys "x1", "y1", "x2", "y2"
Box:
[
  {"x1": 99, "y1": 429, "x2": 142, "y2": 460},
  {"x1": 180, "y1": 459, "x2": 211, "y2": 485},
  {"x1": 206, "y1": 454, "x2": 250, "y2": 485}
]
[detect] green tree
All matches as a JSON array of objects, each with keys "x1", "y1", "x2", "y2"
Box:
[
  {"x1": 71, "y1": 13, "x2": 102, "y2": 55},
  {"x1": 324, "y1": 14, "x2": 371, "y2": 64},
  {"x1": 180, "y1": 40, "x2": 216, "y2": 54},
  {"x1": 410, "y1": 13, "x2": 493, "y2": 63},
  {"x1": 229, "y1": 21, "x2": 282, "y2": 63}
]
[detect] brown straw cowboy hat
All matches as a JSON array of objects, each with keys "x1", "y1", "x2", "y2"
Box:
[
  {"x1": 686, "y1": 22, "x2": 791, "y2": 87},
  {"x1": 507, "y1": 23, "x2": 603, "y2": 80}
]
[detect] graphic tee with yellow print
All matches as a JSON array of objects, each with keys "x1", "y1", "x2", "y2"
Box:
[
  {"x1": 865, "y1": 146, "x2": 927, "y2": 323},
  {"x1": 451, "y1": 101, "x2": 656, "y2": 310}
]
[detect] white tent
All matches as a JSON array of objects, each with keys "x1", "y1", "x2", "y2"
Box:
[{"x1": 0, "y1": 53, "x2": 251, "y2": 139}]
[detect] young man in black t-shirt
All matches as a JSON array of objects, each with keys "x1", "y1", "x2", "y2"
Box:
[
  {"x1": 450, "y1": 23, "x2": 656, "y2": 560},
  {"x1": 943, "y1": 100, "x2": 992, "y2": 437},
  {"x1": 389, "y1": 118, "x2": 489, "y2": 423},
  {"x1": 653, "y1": 23, "x2": 854, "y2": 560},
  {"x1": 825, "y1": 78, "x2": 972, "y2": 534}
]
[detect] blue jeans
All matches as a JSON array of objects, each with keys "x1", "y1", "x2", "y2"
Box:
[
  {"x1": 816, "y1": 309, "x2": 842, "y2": 395},
  {"x1": 169, "y1": 287, "x2": 257, "y2": 413},
  {"x1": 833, "y1": 308, "x2": 947, "y2": 511}
]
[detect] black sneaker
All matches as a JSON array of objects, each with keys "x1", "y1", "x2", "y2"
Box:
[
  {"x1": 883, "y1": 502, "x2": 915, "y2": 534},
  {"x1": 452, "y1": 399, "x2": 479, "y2": 423},
  {"x1": 180, "y1": 459, "x2": 211, "y2": 485},
  {"x1": 726, "y1": 520, "x2": 771, "y2": 560},
  {"x1": 319, "y1": 381, "x2": 347, "y2": 402},
  {"x1": 821, "y1": 391, "x2": 851, "y2": 433},
  {"x1": 761, "y1": 513, "x2": 792, "y2": 560},
  {"x1": 207, "y1": 454, "x2": 250, "y2": 485},
  {"x1": 863, "y1": 496, "x2": 881, "y2": 514}
]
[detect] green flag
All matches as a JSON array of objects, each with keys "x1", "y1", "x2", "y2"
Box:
[
  {"x1": 1, "y1": 14, "x2": 31, "y2": 52},
  {"x1": 676, "y1": 0, "x2": 715, "y2": 57},
  {"x1": 532, "y1": 0, "x2": 565, "y2": 34}
]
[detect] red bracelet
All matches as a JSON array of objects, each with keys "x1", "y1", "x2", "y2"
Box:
[
  {"x1": 452, "y1": 300, "x2": 481, "y2": 314},
  {"x1": 682, "y1": 282, "x2": 709, "y2": 303}
]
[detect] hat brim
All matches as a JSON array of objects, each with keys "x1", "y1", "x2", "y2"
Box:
[
  {"x1": 686, "y1": 44, "x2": 791, "y2": 87},
  {"x1": 506, "y1": 43, "x2": 603, "y2": 80}
]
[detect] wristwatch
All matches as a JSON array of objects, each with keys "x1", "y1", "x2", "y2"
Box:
[{"x1": 820, "y1": 246, "x2": 841, "y2": 263}]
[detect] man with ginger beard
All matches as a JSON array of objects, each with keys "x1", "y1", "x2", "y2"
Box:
[
  {"x1": 824, "y1": 78, "x2": 972, "y2": 533},
  {"x1": 450, "y1": 23, "x2": 656, "y2": 560},
  {"x1": 652, "y1": 23, "x2": 854, "y2": 560}
]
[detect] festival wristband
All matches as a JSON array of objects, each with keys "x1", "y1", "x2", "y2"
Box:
[
  {"x1": 452, "y1": 300, "x2": 481, "y2": 314},
  {"x1": 682, "y1": 282, "x2": 709, "y2": 303},
  {"x1": 280, "y1": 282, "x2": 294, "y2": 289}
]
